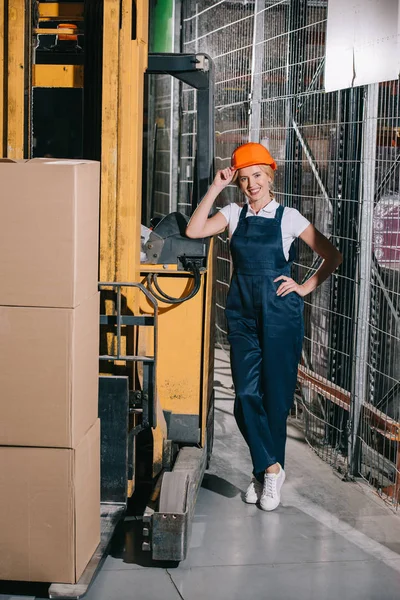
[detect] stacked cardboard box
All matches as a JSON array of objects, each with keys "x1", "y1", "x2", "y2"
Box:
[{"x1": 0, "y1": 159, "x2": 101, "y2": 584}]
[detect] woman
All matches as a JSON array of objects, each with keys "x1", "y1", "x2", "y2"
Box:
[{"x1": 186, "y1": 142, "x2": 342, "y2": 511}]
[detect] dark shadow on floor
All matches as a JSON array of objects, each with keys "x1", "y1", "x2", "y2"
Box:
[
  {"x1": 286, "y1": 430, "x2": 307, "y2": 444},
  {"x1": 201, "y1": 473, "x2": 242, "y2": 498},
  {"x1": 0, "y1": 580, "x2": 49, "y2": 599},
  {"x1": 214, "y1": 406, "x2": 234, "y2": 417},
  {"x1": 108, "y1": 518, "x2": 179, "y2": 570},
  {"x1": 214, "y1": 354, "x2": 231, "y2": 364},
  {"x1": 214, "y1": 382, "x2": 234, "y2": 394}
]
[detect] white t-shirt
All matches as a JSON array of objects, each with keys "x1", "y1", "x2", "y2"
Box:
[{"x1": 219, "y1": 199, "x2": 310, "y2": 261}]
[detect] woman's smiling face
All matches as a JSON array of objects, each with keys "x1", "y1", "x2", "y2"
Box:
[{"x1": 237, "y1": 165, "x2": 272, "y2": 204}]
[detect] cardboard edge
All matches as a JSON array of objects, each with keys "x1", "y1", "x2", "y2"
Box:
[
  {"x1": 73, "y1": 167, "x2": 78, "y2": 308},
  {"x1": 74, "y1": 162, "x2": 100, "y2": 308},
  {"x1": 67, "y1": 309, "x2": 74, "y2": 447},
  {"x1": 67, "y1": 447, "x2": 76, "y2": 583},
  {"x1": 71, "y1": 292, "x2": 100, "y2": 448},
  {"x1": 74, "y1": 419, "x2": 101, "y2": 582}
]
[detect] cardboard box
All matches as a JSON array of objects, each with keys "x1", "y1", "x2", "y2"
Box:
[
  {"x1": 0, "y1": 158, "x2": 99, "y2": 308},
  {"x1": 0, "y1": 419, "x2": 100, "y2": 584},
  {"x1": 0, "y1": 292, "x2": 99, "y2": 448}
]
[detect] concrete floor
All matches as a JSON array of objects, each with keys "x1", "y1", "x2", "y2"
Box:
[{"x1": 2, "y1": 350, "x2": 400, "y2": 599}]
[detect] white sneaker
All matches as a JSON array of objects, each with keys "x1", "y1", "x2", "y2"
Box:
[
  {"x1": 260, "y1": 465, "x2": 285, "y2": 511},
  {"x1": 244, "y1": 477, "x2": 263, "y2": 504}
]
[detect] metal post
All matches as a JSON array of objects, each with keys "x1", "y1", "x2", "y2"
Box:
[
  {"x1": 146, "y1": 54, "x2": 214, "y2": 210},
  {"x1": 7, "y1": 0, "x2": 27, "y2": 158},
  {"x1": 327, "y1": 86, "x2": 363, "y2": 437},
  {"x1": 169, "y1": 0, "x2": 182, "y2": 213},
  {"x1": 0, "y1": 0, "x2": 5, "y2": 155},
  {"x1": 196, "y1": 60, "x2": 214, "y2": 206},
  {"x1": 349, "y1": 83, "x2": 379, "y2": 476},
  {"x1": 248, "y1": 0, "x2": 265, "y2": 143},
  {"x1": 284, "y1": 0, "x2": 307, "y2": 211}
]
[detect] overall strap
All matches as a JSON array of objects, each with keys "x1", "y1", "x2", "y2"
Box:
[
  {"x1": 239, "y1": 204, "x2": 248, "y2": 221},
  {"x1": 274, "y1": 203, "x2": 284, "y2": 223}
]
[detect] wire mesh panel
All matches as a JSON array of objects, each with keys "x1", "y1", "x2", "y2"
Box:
[
  {"x1": 145, "y1": 74, "x2": 174, "y2": 223},
  {"x1": 178, "y1": 0, "x2": 400, "y2": 506},
  {"x1": 178, "y1": 82, "x2": 196, "y2": 217},
  {"x1": 355, "y1": 81, "x2": 400, "y2": 507},
  {"x1": 182, "y1": 0, "x2": 254, "y2": 352},
  {"x1": 280, "y1": 6, "x2": 361, "y2": 472}
]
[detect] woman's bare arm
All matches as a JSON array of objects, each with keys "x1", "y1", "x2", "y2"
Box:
[
  {"x1": 186, "y1": 167, "x2": 235, "y2": 239},
  {"x1": 298, "y1": 225, "x2": 342, "y2": 294},
  {"x1": 275, "y1": 224, "x2": 342, "y2": 297}
]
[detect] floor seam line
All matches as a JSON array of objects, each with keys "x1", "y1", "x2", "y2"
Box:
[
  {"x1": 166, "y1": 569, "x2": 185, "y2": 600},
  {"x1": 175, "y1": 557, "x2": 400, "y2": 570}
]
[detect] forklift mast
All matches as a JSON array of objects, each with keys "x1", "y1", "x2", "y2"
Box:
[{"x1": 0, "y1": 0, "x2": 216, "y2": 590}]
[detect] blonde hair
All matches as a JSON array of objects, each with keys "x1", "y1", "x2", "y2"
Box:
[{"x1": 233, "y1": 164, "x2": 276, "y2": 199}]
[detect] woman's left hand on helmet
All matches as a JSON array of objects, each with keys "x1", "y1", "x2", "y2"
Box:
[
  {"x1": 274, "y1": 275, "x2": 306, "y2": 298},
  {"x1": 212, "y1": 167, "x2": 236, "y2": 190}
]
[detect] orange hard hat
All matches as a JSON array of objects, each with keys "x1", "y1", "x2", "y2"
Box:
[{"x1": 231, "y1": 142, "x2": 277, "y2": 171}]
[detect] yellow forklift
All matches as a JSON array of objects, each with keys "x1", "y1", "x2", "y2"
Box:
[{"x1": 0, "y1": 1, "x2": 215, "y2": 595}]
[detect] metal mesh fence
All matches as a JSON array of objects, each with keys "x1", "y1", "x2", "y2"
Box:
[
  {"x1": 356, "y1": 81, "x2": 400, "y2": 506},
  {"x1": 144, "y1": 74, "x2": 174, "y2": 224},
  {"x1": 182, "y1": 1, "x2": 254, "y2": 353},
  {"x1": 147, "y1": 0, "x2": 400, "y2": 507}
]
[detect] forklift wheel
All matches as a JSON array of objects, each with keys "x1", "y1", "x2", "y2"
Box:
[{"x1": 158, "y1": 471, "x2": 189, "y2": 513}]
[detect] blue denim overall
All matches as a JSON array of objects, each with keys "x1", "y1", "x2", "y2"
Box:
[{"x1": 225, "y1": 203, "x2": 304, "y2": 481}]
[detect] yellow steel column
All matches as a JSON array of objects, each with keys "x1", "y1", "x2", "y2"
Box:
[
  {"x1": 116, "y1": 0, "x2": 135, "y2": 284},
  {"x1": 201, "y1": 238, "x2": 216, "y2": 446},
  {"x1": 7, "y1": 0, "x2": 25, "y2": 158},
  {"x1": 100, "y1": 0, "x2": 120, "y2": 283},
  {"x1": 101, "y1": 0, "x2": 149, "y2": 495},
  {"x1": 116, "y1": 0, "x2": 148, "y2": 285},
  {"x1": 0, "y1": 0, "x2": 5, "y2": 155},
  {"x1": 100, "y1": 0, "x2": 148, "y2": 285},
  {"x1": 129, "y1": 0, "x2": 148, "y2": 281}
]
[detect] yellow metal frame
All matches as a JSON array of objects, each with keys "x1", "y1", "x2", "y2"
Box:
[
  {"x1": 0, "y1": 0, "x2": 215, "y2": 493},
  {"x1": 38, "y1": 2, "x2": 84, "y2": 19},
  {"x1": 100, "y1": 0, "x2": 148, "y2": 284},
  {"x1": 138, "y1": 252, "x2": 215, "y2": 451},
  {"x1": 116, "y1": 0, "x2": 136, "y2": 284},
  {"x1": 100, "y1": 0, "x2": 120, "y2": 283},
  {"x1": 201, "y1": 238, "x2": 216, "y2": 446},
  {"x1": 99, "y1": 0, "x2": 150, "y2": 495},
  {"x1": 0, "y1": 0, "x2": 4, "y2": 156},
  {"x1": 34, "y1": 28, "x2": 82, "y2": 35},
  {"x1": 139, "y1": 272, "x2": 206, "y2": 418},
  {"x1": 32, "y1": 64, "x2": 84, "y2": 88},
  {"x1": 7, "y1": 0, "x2": 25, "y2": 158}
]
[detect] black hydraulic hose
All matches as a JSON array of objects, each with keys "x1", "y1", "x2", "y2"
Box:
[{"x1": 146, "y1": 261, "x2": 201, "y2": 304}]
